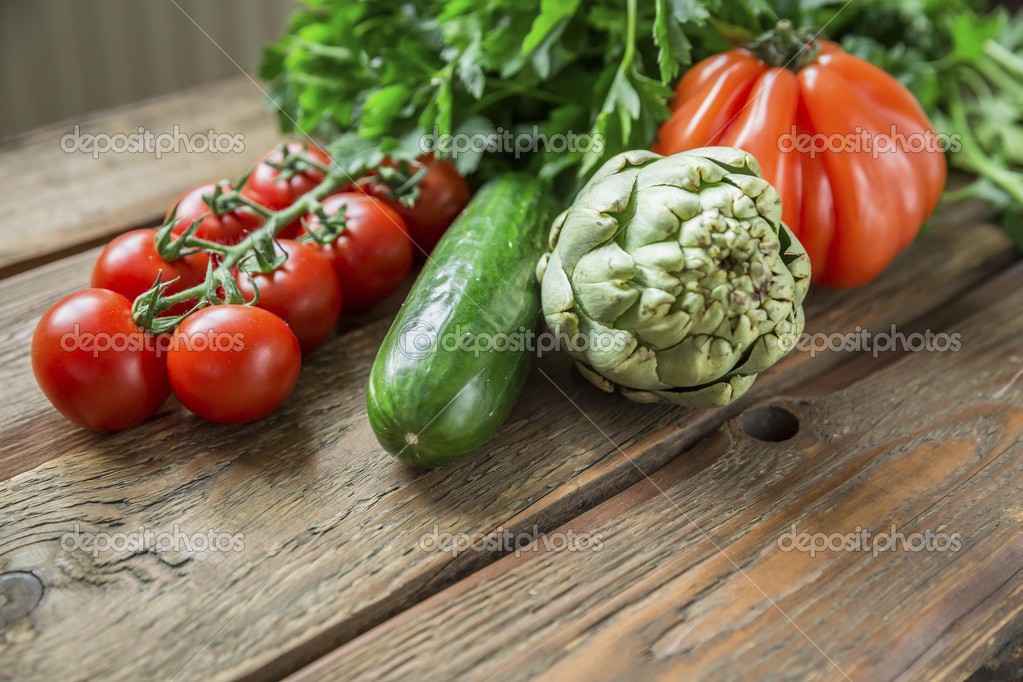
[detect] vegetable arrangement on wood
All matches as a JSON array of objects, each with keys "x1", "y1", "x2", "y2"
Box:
[
  {"x1": 31, "y1": 0, "x2": 1023, "y2": 468},
  {"x1": 33, "y1": 143, "x2": 468, "y2": 429}
]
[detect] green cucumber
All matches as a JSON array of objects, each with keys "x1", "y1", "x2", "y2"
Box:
[{"x1": 366, "y1": 174, "x2": 552, "y2": 468}]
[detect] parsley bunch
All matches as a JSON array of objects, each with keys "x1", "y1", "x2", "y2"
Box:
[
  {"x1": 262, "y1": 0, "x2": 1023, "y2": 233},
  {"x1": 260, "y1": 0, "x2": 775, "y2": 195}
]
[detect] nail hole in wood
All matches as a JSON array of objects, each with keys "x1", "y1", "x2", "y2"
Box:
[
  {"x1": 739, "y1": 406, "x2": 799, "y2": 442},
  {"x1": 0, "y1": 572, "x2": 44, "y2": 626}
]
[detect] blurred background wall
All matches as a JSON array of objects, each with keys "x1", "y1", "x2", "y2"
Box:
[
  {"x1": 0, "y1": 0, "x2": 296, "y2": 141},
  {"x1": 7, "y1": 1, "x2": 1018, "y2": 143}
]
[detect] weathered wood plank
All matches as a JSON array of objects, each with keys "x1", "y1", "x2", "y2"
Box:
[
  {"x1": 0, "y1": 75, "x2": 278, "y2": 277},
  {"x1": 289, "y1": 264, "x2": 1023, "y2": 682},
  {"x1": 0, "y1": 205, "x2": 1016, "y2": 681},
  {"x1": 966, "y1": 627, "x2": 1023, "y2": 682}
]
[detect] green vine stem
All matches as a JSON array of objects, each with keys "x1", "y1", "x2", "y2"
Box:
[{"x1": 132, "y1": 143, "x2": 354, "y2": 334}]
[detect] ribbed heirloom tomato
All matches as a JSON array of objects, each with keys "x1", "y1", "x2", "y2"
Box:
[{"x1": 654, "y1": 23, "x2": 947, "y2": 288}]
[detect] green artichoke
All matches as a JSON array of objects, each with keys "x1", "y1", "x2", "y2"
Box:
[{"x1": 536, "y1": 147, "x2": 810, "y2": 407}]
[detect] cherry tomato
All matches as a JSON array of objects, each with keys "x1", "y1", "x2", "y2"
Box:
[
  {"x1": 236, "y1": 240, "x2": 342, "y2": 355},
  {"x1": 168, "y1": 183, "x2": 265, "y2": 245},
  {"x1": 300, "y1": 193, "x2": 413, "y2": 310},
  {"x1": 166, "y1": 305, "x2": 301, "y2": 424},
  {"x1": 92, "y1": 228, "x2": 208, "y2": 316},
  {"x1": 364, "y1": 155, "x2": 469, "y2": 254},
  {"x1": 32, "y1": 289, "x2": 170, "y2": 431},
  {"x1": 241, "y1": 142, "x2": 332, "y2": 237}
]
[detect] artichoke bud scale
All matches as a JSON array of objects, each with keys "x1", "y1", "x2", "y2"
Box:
[{"x1": 536, "y1": 148, "x2": 811, "y2": 406}]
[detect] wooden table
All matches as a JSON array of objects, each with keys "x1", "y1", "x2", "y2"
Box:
[{"x1": 1, "y1": 76, "x2": 1022, "y2": 682}]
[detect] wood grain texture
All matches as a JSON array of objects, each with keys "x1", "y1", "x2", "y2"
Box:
[
  {"x1": 0, "y1": 75, "x2": 278, "y2": 277},
  {"x1": 290, "y1": 264, "x2": 1023, "y2": 682},
  {"x1": 0, "y1": 203, "x2": 1015, "y2": 681}
]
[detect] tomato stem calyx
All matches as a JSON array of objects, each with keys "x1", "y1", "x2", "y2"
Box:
[
  {"x1": 357, "y1": 161, "x2": 428, "y2": 208},
  {"x1": 745, "y1": 20, "x2": 821, "y2": 72}
]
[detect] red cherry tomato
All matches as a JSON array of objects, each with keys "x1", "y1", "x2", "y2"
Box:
[
  {"x1": 32, "y1": 289, "x2": 170, "y2": 431},
  {"x1": 235, "y1": 240, "x2": 342, "y2": 355},
  {"x1": 300, "y1": 193, "x2": 413, "y2": 310},
  {"x1": 168, "y1": 183, "x2": 265, "y2": 245},
  {"x1": 241, "y1": 142, "x2": 332, "y2": 237},
  {"x1": 91, "y1": 228, "x2": 208, "y2": 316},
  {"x1": 364, "y1": 155, "x2": 469, "y2": 253},
  {"x1": 166, "y1": 305, "x2": 301, "y2": 424}
]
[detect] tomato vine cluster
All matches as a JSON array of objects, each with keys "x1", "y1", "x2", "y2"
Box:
[{"x1": 32, "y1": 142, "x2": 469, "y2": 431}]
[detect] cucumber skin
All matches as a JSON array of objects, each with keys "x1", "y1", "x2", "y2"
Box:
[{"x1": 366, "y1": 174, "x2": 551, "y2": 468}]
